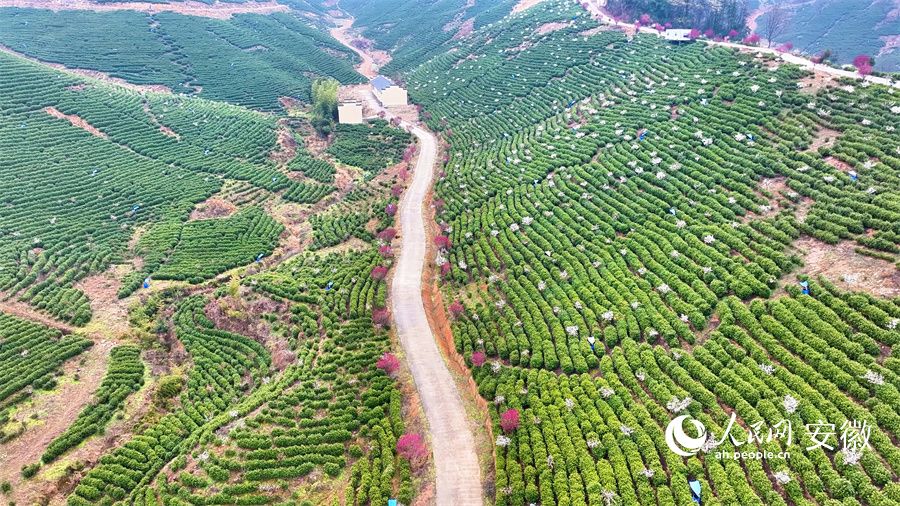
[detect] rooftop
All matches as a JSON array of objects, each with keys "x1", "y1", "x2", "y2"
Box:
[{"x1": 371, "y1": 75, "x2": 395, "y2": 92}]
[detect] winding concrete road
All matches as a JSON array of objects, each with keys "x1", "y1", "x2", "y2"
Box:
[
  {"x1": 390, "y1": 120, "x2": 484, "y2": 506},
  {"x1": 328, "y1": 13, "x2": 484, "y2": 506}
]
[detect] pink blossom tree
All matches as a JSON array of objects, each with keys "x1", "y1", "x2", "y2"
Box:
[
  {"x1": 775, "y1": 41, "x2": 793, "y2": 53},
  {"x1": 471, "y1": 351, "x2": 486, "y2": 367},
  {"x1": 440, "y1": 263, "x2": 451, "y2": 277},
  {"x1": 391, "y1": 184, "x2": 403, "y2": 197},
  {"x1": 689, "y1": 28, "x2": 701, "y2": 40},
  {"x1": 448, "y1": 300, "x2": 464, "y2": 318},
  {"x1": 376, "y1": 352, "x2": 399, "y2": 375},
  {"x1": 371, "y1": 265, "x2": 389, "y2": 281},
  {"x1": 853, "y1": 54, "x2": 873, "y2": 76},
  {"x1": 396, "y1": 433, "x2": 427, "y2": 466},
  {"x1": 500, "y1": 408, "x2": 520, "y2": 432},
  {"x1": 385, "y1": 203, "x2": 397, "y2": 216},
  {"x1": 727, "y1": 29, "x2": 739, "y2": 40},
  {"x1": 378, "y1": 245, "x2": 393, "y2": 258},
  {"x1": 434, "y1": 235, "x2": 451, "y2": 250},
  {"x1": 378, "y1": 228, "x2": 397, "y2": 242},
  {"x1": 742, "y1": 33, "x2": 761, "y2": 45},
  {"x1": 372, "y1": 308, "x2": 391, "y2": 328},
  {"x1": 638, "y1": 13, "x2": 651, "y2": 26}
]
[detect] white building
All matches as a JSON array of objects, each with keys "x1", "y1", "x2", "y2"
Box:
[
  {"x1": 662, "y1": 29, "x2": 693, "y2": 43},
  {"x1": 338, "y1": 101, "x2": 363, "y2": 124},
  {"x1": 371, "y1": 75, "x2": 408, "y2": 107}
]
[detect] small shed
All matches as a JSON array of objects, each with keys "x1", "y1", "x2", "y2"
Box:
[
  {"x1": 371, "y1": 75, "x2": 408, "y2": 107},
  {"x1": 338, "y1": 101, "x2": 363, "y2": 124},
  {"x1": 662, "y1": 29, "x2": 693, "y2": 43}
]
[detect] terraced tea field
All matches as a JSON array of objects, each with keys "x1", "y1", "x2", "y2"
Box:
[
  {"x1": 0, "y1": 1, "x2": 898, "y2": 505},
  {"x1": 403, "y1": 0, "x2": 900, "y2": 504}
]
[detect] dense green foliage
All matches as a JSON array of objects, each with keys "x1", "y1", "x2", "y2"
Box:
[
  {"x1": 479, "y1": 282, "x2": 900, "y2": 506},
  {"x1": 311, "y1": 77, "x2": 339, "y2": 134},
  {"x1": 67, "y1": 249, "x2": 408, "y2": 505},
  {"x1": 605, "y1": 0, "x2": 748, "y2": 36},
  {"x1": 288, "y1": 146, "x2": 337, "y2": 183},
  {"x1": 310, "y1": 211, "x2": 373, "y2": 250},
  {"x1": 0, "y1": 314, "x2": 92, "y2": 437},
  {"x1": 143, "y1": 208, "x2": 283, "y2": 284},
  {"x1": 0, "y1": 52, "x2": 329, "y2": 321},
  {"x1": 406, "y1": 0, "x2": 900, "y2": 503},
  {"x1": 327, "y1": 119, "x2": 413, "y2": 176},
  {"x1": 336, "y1": 0, "x2": 518, "y2": 74},
  {"x1": 42, "y1": 345, "x2": 145, "y2": 463},
  {"x1": 0, "y1": 9, "x2": 363, "y2": 110}
]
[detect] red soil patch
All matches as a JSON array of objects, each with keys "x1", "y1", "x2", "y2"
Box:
[
  {"x1": 451, "y1": 18, "x2": 475, "y2": 40},
  {"x1": 334, "y1": 165, "x2": 357, "y2": 192},
  {"x1": 0, "y1": 292, "x2": 75, "y2": 333},
  {"x1": 798, "y1": 72, "x2": 835, "y2": 94},
  {"x1": 74, "y1": 266, "x2": 132, "y2": 340},
  {"x1": 824, "y1": 156, "x2": 853, "y2": 172},
  {"x1": 535, "y1": 21, "x2": 571, "y2": 35},
  {"x1": 795, "y1": 197, "x2": 814, "y2": 223},
  {"x1": 279, "y1": 96, "x2": 303, "y2": 113},
  {"x1": 579, "y1": 26, "x2": 609, "y2": 37},
  {"x1": 44, "y1": 106, "x2": 107, "y2": 138},
  {"x1": 742, "y1": 176, "x2": 791, "y2": 222},
  {"x1": 143, "y1": 101, "x2": 180, "y2": 139},
  {"x1": 793, "y1": 237, "x2": 899, "y2": 298},
  {"x1": 270, "y1": 121, "x2": 298, "y2": 164},
  {"x1": 0, "y1": 0, "x2": 289, "y2": 20},
  {"x1": 189, "y1": 197, "x2": 238, "y2": 221},
  {"x1": 512, "y1": 0, "x2": 546, "y2": 14},
  {"x1": 807, "y1": 126, "x2": 840, "y2": 152},
  {"x1": 204, "y1": 291, "x2": 288, "y2": 343},
  {"x1": 329, "y1": 16, "x2": 391, "y2": 79}
]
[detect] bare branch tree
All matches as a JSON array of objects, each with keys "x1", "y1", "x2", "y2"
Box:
[{"x1": 761, "y1": 2, "x2": 788, "y2": 48}]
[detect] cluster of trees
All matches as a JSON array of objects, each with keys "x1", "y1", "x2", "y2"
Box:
[
  {"x1": 311, "y1": 77, "x2": 339, "y2": 135},
  {"x1": 41, "y1": 345, "x2": 145, "y2": 463},
  {"x1": 605, "y1": 0, "x2": 749, "y2": 37}
]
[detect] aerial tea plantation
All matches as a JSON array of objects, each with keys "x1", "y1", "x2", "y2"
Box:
[
  {"x1": 408, "y1": 0, "x2": 900, "y2": 504},
  {"x1": 0, "y1": 8, "x2": 364, "y2": 110},
  {"x1": 1, "y1": 0, "x2": 898, "y2": 505}
]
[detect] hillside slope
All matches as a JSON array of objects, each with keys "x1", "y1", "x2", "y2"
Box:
[
  {"x1": 0, "y1": 7, "x2": 363, "y2": 109},
  {"x1": 755, "y1": 0, "x2": 899, "y2": 72},
  {"x1": 403, "y1": 0, "x2": 900, "y2": 504}
]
